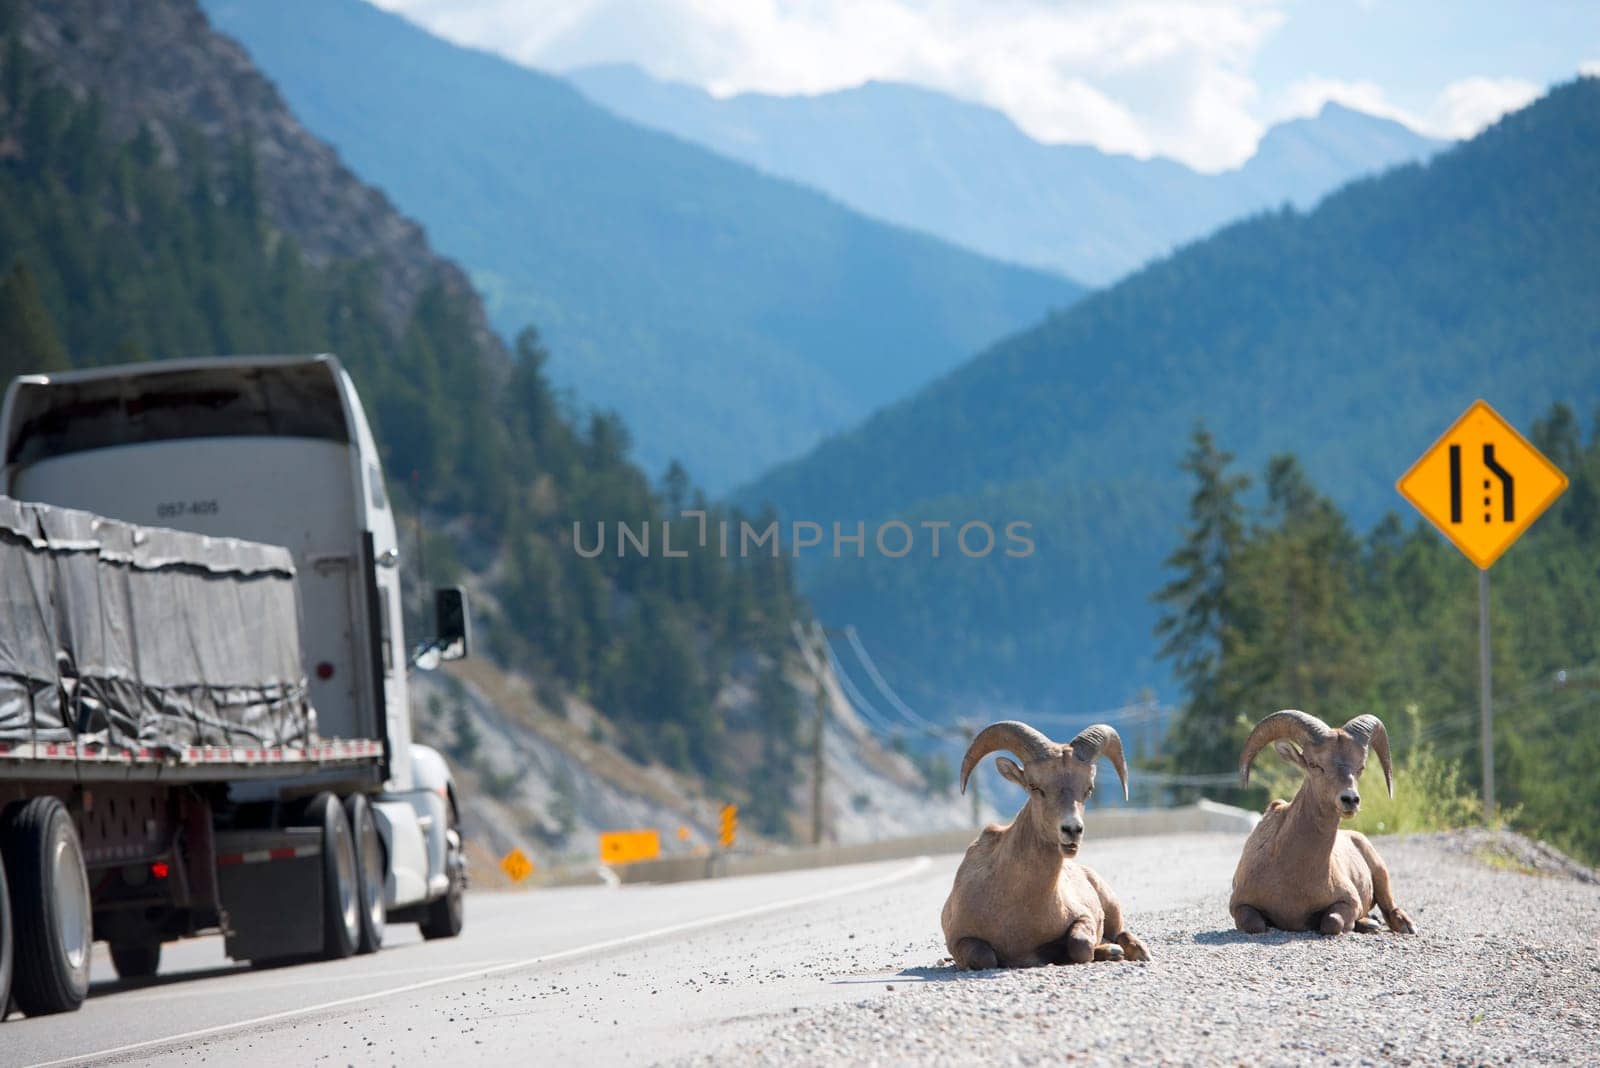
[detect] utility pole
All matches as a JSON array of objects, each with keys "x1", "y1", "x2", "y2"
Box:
[
  {"x1": 790, "y1": 621, "x2": 829, "y2": 846},
  {"x1": 811, "y1": 681, "x2": 825, "y2": 846}
]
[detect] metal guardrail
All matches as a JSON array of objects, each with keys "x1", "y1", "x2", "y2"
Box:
[{"x1": 532, "y1": 801, "x2": 1260, "y2": 889}]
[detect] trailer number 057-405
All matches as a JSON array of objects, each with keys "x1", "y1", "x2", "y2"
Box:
[{"x1": 156, "y1": 499, "x2": 220, "y2": 519}]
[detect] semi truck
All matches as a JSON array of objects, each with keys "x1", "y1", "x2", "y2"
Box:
[{"x1": 0, "y1": 354, "x2": 469, "y2": 1017}]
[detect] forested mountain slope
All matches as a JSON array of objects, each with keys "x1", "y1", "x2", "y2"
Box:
[{"x1": 744, "y1": 79, "x2": 1600, "y2": 715}]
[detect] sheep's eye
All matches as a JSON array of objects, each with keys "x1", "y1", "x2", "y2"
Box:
[{"x1": 1306, "y1": 761, "x2": 1322, "y2": 772}]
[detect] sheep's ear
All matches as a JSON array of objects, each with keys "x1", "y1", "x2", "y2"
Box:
[
  {"x1": 1274, "y1": 741, "x2": 1307, "y2": 769},
  {"x1": 995, "y1": 756, "x2": 1026, "y2": 787}
]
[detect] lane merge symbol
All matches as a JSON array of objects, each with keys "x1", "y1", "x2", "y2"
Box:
[{"x1": 1398, "y1": 399, "x2": 1567, "y2": 569}]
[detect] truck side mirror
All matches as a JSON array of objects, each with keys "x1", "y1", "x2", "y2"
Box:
[{"x1": 435, "y1": 586, "x2": 470, "y2": 662}]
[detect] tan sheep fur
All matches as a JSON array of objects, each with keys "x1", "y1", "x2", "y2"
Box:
[
  {"x1": 1230, "y1": 709, "x2": 1418, "y2": 936},
  {"x1": 940, "y1": 720, "x2": 1150, "y2": 969}
]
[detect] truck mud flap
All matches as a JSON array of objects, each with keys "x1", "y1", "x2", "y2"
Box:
[{"x1": 215, "y1": 828, "x2": 323, "y2": 963}]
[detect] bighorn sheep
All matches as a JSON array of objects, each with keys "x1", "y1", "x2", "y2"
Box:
[
  {"x1": 1230, "y1": 710, "x2": 1417, "y2": 936},
  {"x1": 941, "y1": 720, "x2": 1150, "y2": 969}
]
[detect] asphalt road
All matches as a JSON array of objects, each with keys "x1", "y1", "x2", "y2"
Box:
[{"x1": 1, "y1": 832, "x2": 1249, "y2": 1066}]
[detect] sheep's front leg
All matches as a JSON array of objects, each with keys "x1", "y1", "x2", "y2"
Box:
[
  {"x1": 1086, "y1": 868, "x2": 1150, "y2": 961},
  {"x1": 1038, "y1": 916, "x2": 1099, "y2": 965},
  {"x1": 1349, "y1": 833, "x2": 1416, "y2": 933}
]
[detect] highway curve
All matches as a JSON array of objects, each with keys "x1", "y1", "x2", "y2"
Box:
[{"x1": 3, "y1": 829, "x2": 1595, "y2": 1066}]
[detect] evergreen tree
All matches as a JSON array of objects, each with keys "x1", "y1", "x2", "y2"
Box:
[
  {"x1": 0, "y1": 259, "x2": 67, "y2": 379},
  {"x1": 1153, "y1": 426, "x2": 1250, "y2": 782}
]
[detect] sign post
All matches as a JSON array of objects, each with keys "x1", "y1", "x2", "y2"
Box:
[{"x1": 1397, "y1": 400, "x2": 1568, "y2": 818}]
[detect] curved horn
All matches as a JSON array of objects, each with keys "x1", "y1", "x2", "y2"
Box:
[
  {"x1": 959, "y1": 721, "x2": 1056, "y2": 794},
  {"x1": 1239, "y1": 709, "x2": 1331, "y2": 785},
  {"x1": 1069, "y1": 724, "x2": 1129, "y2": 801},
  {"x1": 1342, "y1": 714, "x2": 1394, "y2": 799}
]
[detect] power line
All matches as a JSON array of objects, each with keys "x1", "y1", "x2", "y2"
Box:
[{"x1": 839, "y1": 625, "x2": 954, "y2": 737}]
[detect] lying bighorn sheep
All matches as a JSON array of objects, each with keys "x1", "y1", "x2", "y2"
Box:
[
  {"x1": 941, "y1": 720, "x2": 1150, "y2": 969},
  {"x1": 1230, "y1": 710, "x2": 1417, "y2": 936}
]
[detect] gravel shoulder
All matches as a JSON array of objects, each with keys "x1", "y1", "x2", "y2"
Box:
[{"x1": 694, "y1": 831, "x2": 1600, "y2": 1067}]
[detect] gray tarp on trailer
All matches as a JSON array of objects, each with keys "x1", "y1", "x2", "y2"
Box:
[{"x1": 0, "y1": 495, "x2": 311, "y2": 748}]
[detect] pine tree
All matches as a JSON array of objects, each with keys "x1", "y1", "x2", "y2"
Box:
[
  {"x1": 1153, "y1": 426, "x2": 1250, "y2": 784},
  {"x1": 0, "y1": 259, "x2": 67, "y2": 380}
]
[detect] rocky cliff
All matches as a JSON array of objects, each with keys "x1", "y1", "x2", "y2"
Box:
[{"x1": 18, "y1": 0, "x2": 494, "y2": 345}]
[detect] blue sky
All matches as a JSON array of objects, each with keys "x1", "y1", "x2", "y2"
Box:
[{"x1": 371, "y1": 0, "x2": 1599, "y2": 170}]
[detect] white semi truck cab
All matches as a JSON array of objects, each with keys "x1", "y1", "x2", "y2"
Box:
[{"x1": 0, "y1": 355, "x2": 468, "y2": 1017}]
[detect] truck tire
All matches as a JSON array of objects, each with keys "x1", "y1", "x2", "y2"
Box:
[
  {"x1": 109, "y1": 942, "x2": 161, "y2": 980},
  {"x1": 343, "y1": 794, "x2": 386, "y2": 954},
  {"x1": 418, "y1": 814, "x2": 464, "y2": 941},
  {"x1": 0, "y1": 853, "x2": 12, "y2": 1020},
  {"x1": 302, "y1": 793, "x2": 359, "y2": 960},
  {"x1": 1, "y1": 797, "x2": 92, "y2": 1015}
]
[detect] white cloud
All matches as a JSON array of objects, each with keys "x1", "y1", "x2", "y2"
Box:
[
  {"x1": 367, "y1": 0, "x2": 1559, "y2": 169},
  {"x1": 1583, "y1": 59, "x2": 1600, "y2": 77},
  {"x1": 370, "y1": 0, "x2": 1288, "y2": 171},
  {"x1": 1430, "y1": 75, "x2": 1540, "y2": 138}
]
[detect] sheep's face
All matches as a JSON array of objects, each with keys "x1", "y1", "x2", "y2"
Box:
[
  {"x1": 995, "y1": 751, "x2": 1097, "y2": 857},
  {"x1": 1274, "y1": 734, "x2": 1370, "y2": 819}
]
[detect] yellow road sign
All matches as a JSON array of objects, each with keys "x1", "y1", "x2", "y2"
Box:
[
  {"x1": 718, "y1": 803, "x2": 737, "y2": 850},
  {"x1": 598, "y1": 829, "x2": 661, "y2": 865},
  {"x1": 500, "y1": 847, "x2": 534, "y2": 884},
  {"x1": 1397, "y1": 400, "x2": 1568, "y2": 569}
]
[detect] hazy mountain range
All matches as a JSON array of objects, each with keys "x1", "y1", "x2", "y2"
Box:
[
  {"x1": 203, "y1": 0, "x2": 1080, "y2": 491},
  {"x1": 570, "y1": 65, "x2": 1446, "y2": 286}
]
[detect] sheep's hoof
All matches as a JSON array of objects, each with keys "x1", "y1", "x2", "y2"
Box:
[
  {"x1": 1318, "y1": 912, "x2": 1348, "y2": 936},
  {"x1": 1353, "y1": 917, "x2": 1382, "y2": 934},
  {"x1": 1384, "y1": 908, "x2": 1417, "y2": 935},
  {"x1": 1117, "y1": 933, "x2": 1151, "y2": 962},
  {"x1": 1092, "y1": 943, "x2": 1124, "y2": 962}
]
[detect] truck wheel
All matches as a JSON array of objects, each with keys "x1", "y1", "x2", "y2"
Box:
[
  {"x1": 109, "y1": 942, "x2": 161, "y2": 979},
  {"x1": 1, "y1": 797, "x2": 92, "y2": 1015},
  {"x1": 0, "y1": 851, "x2": 12, "y2": 1019},
  {"x1": 343, "y1": 795, "x2": 386, "y2": 954},
  {"x1": 418, "y1": 821, "x2": 464, "y2": 941},
  {"x1": 302, "y1": 793, "x2": 359, "y2": 960}
]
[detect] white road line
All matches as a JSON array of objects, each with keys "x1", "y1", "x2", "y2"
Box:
[
  {"x1": 105, "y1": 959, "x2": 517, "y2": 1003},
  {"x1": 28, "y1": 855, "x2": 933, "y2": 1068}
]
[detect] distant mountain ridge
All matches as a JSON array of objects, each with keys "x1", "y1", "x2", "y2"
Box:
[
  {"x1": 569, "y1": 65, "x2": 1446, "y2": 285},
  {"x1": 740, "y1": 79, "x2": 1600, "y2": 717},
  {"x1": 203, "y1": 0, "x2": 1081, "y2": 491}
]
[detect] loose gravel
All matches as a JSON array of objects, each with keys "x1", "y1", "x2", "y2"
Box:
[{"x1": 692, "y1": 832, "x2": 1600, "y2": 1067}]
